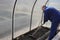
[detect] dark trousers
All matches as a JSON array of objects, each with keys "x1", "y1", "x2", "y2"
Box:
[{"x1": 48, "y1": 22, "x2": 59, "y2": 40}]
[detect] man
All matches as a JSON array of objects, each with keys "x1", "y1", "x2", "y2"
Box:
[{"x1": 42, "y1": 5, "x2": 60, "y2": 40}]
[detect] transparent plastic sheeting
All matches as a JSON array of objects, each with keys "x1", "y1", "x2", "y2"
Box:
[
  {"x1": 14, "y1": 0, "x2": 47, "y2": 38},
  {"x1": 0, "y1": 0, "x2": 60, "y2": 40},
  {"x1": 0, "y1": 0, "x2": 47, "y2": 40},
  {"x1": 0, "y1": 0, "x2": 14, "y2": 40},
  {"x1": 48, "y1": 0, "x2": 60, "y2": 10}
]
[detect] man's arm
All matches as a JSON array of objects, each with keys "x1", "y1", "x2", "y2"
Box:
[
  {"x1": 42, "y1": 5, "x2": 49, "y2": 24},
  {"x1": 44, "y1": 12, "x2": 48, "y2": 24}
]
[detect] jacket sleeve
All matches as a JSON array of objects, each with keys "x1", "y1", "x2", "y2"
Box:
[{"x1": 44, "y1": 10, "x2": 49, "y2": 23}]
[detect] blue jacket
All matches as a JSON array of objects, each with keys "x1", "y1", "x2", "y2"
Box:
[
  {"x1": 43, "y1": 7, "x2": 60, "y2": 40},
  {"x1": 44, "y1": 7, "x2": 60, "y2": 23}
]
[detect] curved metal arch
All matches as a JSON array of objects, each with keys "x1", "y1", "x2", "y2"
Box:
[
  {"x1": 30, "y1": 0, "x2": 37, "y2": 31},
  {"x1": 12, "y1": 0, "x2": 17, "y2": 40}
]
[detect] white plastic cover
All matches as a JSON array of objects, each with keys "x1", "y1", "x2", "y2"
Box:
[{"x1": 0, "y1": 0, "x2": 60, "y2": 40}]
